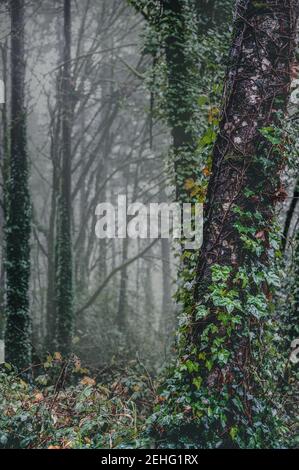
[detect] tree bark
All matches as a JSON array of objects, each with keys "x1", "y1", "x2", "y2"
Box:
[
  {"x1": 153, "y1": 0, "x2": 298, "y2": 448},
  {"x1": 5, "y1": 0, "x2": 32, "y2": 369},
  {"x1": 0, "y1": 41, "x2": 8, "y2": 341},
  {"x1": 55, "y1": 0, "x2": 74, "y2": 356},
  {"x1": 190, "y1": 0, "x2": 298, "y2": 445},
  {"x1": 195, "y1": 0, "x2": 298, "y2": 301}
]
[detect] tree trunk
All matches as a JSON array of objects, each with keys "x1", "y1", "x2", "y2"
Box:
[
  {"x1": 45, "y1": 113, "x2": 60, "y2": 352},
  {"x1": 153, "y1": 0, "x2": 298, "y2": 448},
  {"x1": 55, "y1": 0, "x2": 74, "y2": 356},
  {"x1": 117, "y1": 230, "x2": 129, "y2": 330},
  {"x1": 195, "y1": 0, "x2": 297, "y2": 304},
  {"x1": 5, "y1": 0, "x2": 32, "y2": 369},
  {"x1": 0, "y1": 40, "x2": 8, "y2": 341},
  {"x1": 191, "y1": 0, "x2": 298, "y2": 446}
]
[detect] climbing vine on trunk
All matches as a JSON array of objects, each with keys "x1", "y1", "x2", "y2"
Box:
[
  {"x1": 148, "y1": 0, "x2": 299, "y2": 448},
  {"x1": 5, "y1": 0, "x2": 32, "y2": 371}
]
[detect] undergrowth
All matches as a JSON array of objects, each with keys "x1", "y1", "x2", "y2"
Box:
[{"x1": 0, "y1": 356, "x2": 156, "y2": 449}]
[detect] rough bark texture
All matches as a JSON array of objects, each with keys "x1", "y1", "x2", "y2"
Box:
[
  {"x1": 55, "y1": 0, "x2": 74, "y2": 355},
  {"x1": 188, "y1": 0, "x2": 299, "y2": 444},
  {"x1": 150, "y1": 0, "x2": 298, "y2": 449},
  {"x1": 0, "y1": 41, "x2": 8, "y2": 341},
  {"x1": 195, "y1": 0, "x2": 298, "y2": 299},
  {"x1": 290, "y1": 224, "x2": 299, "y2": 343},
  {"x1": 5, "y1": 0, "x2": 32, "y2": 369}
]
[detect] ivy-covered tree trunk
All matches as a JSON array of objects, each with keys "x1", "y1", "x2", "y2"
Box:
[
  {"x1": 162, "y1": 0, "x2": 199, "y2": 203},
  {"x1": 151, "y1": 0, "x2": 298, "y2": 448},
  {"x1": 290, "y1": 226, "x2": 299, "y2": 343},
  {"x1": 195, "y1": 3, "x2": 297, "y2": 293},
  {"x1": 55, "y1": 0, "x2": 74, "y2": 356},
  {"x1": 5, "y1": 0, "x2": 32, "y2": 369},
  {"x1": 0, "y1": 41, "x2": 8, "y2": 342}
]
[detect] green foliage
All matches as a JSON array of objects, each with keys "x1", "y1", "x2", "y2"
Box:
[
  {"x1": 130, "y1": 0, "x2": 298, "y2": 450},
  {"x1": 147, "y1": 259, "x2": 296, "y2": 448},
  {"x1": 259, "y1": 126, "x2": 282, "y2": 145},
  {"x1": 0, "y1": 359, "x2": 154, "y2": 449},
  {"x1": 145, "y1": 103, "x2": 297, "y2": 449}
]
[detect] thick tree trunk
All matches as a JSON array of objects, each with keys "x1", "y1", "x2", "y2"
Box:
[
  {"x1": 0, "y1": 41, "x2": 8, "y2": 341},
  {"x1": 195, "y1": 0, "x2": 297, "y2": 301},
  {"x1": 153, "y1": 0, "x2": 298, "y2": 448},
  {"x1": 5, "y1": 0, "x2": 32, "y2": 369},
  {"x1": 55, "y1": 0, "x2": 74, "y2": 356},
  {"x1": 190, "y1": 0, "x2": 298, "y2": 445}
]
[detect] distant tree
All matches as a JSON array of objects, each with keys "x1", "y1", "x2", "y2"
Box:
[
  {"x1": 55, "y1": 0, "x2": 74, "y2": 355},
  {"x1": 5, "y1": 0, "x2": 32, "y2": 369}
]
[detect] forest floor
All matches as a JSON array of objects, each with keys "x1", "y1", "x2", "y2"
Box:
[
  {"x1": 0, "y1": 355, "x2": 156, "y2": 449},
  {"x1": 1, "y1": 354, "x2": 298, "y2": 449}
]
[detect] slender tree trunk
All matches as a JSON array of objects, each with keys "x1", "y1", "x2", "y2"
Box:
[
  {"x1": 46, "y1": 115, "x2": 60, "y2": 352},
  {"x1": 5, "y1": 0, "x2": 32, "y2": 369},
  {"x1": 117, "y1": 231, "x2": 129, "y2": 330},
  {"x1": 55, "y1": 0, "x2": 74, "y2": 356},
  {"x1": 46, "y1": 15, "x2": 64, "y2": 353}
]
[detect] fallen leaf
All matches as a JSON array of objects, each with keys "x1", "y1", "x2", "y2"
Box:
[
  {"x1": 54, "y1": 352, "x2": 62, "y2": 361},
  {"x1": 184, "y1": 178, "x2": 195, "y2": 190},
  {"x1": 80, "y1": 376, "x2": 96, "y2": 386},
  {"x1": 34, "y1": 392, "x2": 44, "y2": 403},
  {"x1": 202, "y1": 166, "x2": 211, "y2": 177}
]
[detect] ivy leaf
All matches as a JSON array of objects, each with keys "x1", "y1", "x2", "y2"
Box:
[
  {"x1": 229, "y1": 426, "x2": 238, "y2": 440},
  {"x1": 199, "y1": 128, "x2": 217, "y2": 148},
  {"x1": 192, "y1": 377, "x2": 202, "y2": 390},
  {"x1": 198, "y1": 95, "x2": 209, "y2": 106}
]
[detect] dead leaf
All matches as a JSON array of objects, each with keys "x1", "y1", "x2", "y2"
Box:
[
  {"x1": 80, "y1": 376, "x2": 96, "y2": 386},
  {"x1": 34, "y1": 392, "x2": 44, "y2": 403},
  {"x1": 54, "y1": 352, "x2": 62, "y2": 361},
  {"x1": 184, "y1": 178, "x2": 195, "y2": 190},
  {"x1": 202, "y1": 166, "x2": 211, "y2": 177}
]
